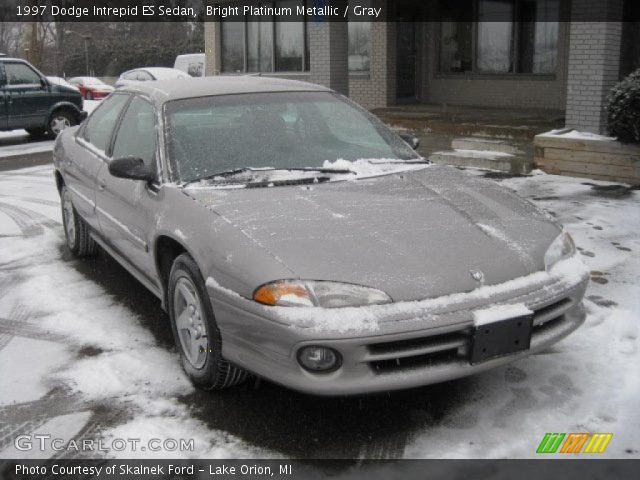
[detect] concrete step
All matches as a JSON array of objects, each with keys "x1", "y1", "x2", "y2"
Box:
[
  {"x1": 451, "y1": 137, "x2": 522, "y2": 155},
  {"x1": 429, "y1": 149, "x2": 533, "y2": 175}
]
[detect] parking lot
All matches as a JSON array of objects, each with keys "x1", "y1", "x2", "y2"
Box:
[{"x1": 0, "y1": 144, "x2": 638, "y2": 459}]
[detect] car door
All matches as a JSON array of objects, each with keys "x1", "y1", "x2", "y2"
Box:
[
  {"x1": 95, "y1": 95, "x2": 159, "y2": 281},
  {"x1": 68, "y1": 93, "x2": 131, "y2": 229},
  {"x1": 2, "y1": 61, "x2": 51, "y2": 129},
  {"x1": 0, "y1": 64, "x2": 8, "y2": 130}
]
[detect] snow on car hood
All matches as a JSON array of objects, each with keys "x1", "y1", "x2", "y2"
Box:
[{"x1": 184, "y1": 164, "x2": 562, "y2": 301}]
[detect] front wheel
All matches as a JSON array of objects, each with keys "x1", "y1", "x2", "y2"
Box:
[
  {"x1": 61, "y1": 186, "x2": 97, "y2": 256},
  {"x1": 168, "y1": 253, "x2": 248, "y2": 390},
  {"x1": 47, "y1": 110, "x2": 76, "y2": 137}
]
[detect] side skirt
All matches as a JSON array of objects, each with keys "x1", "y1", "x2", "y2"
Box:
[{"x1": 89, "y1": 231, "x2": 164, "y2": 302}]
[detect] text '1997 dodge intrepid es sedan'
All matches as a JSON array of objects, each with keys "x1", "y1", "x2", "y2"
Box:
[{"x1": 53, "y1": 76, "x2": 589, "y2": 395}]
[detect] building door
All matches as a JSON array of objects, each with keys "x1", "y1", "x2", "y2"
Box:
[{"x1": 396, "y1": 21, "x2": 417, "y2": 101}]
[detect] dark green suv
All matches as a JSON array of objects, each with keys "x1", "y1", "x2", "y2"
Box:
[{"x1": 1, "y1": 56, "x2": 86, "y2": 137}]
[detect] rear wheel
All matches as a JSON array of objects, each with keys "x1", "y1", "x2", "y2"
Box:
[
  {"x1": 168, "y1": 253, "x2": 248, "y2": 390},
  {"x1": 61, "y1": 186, "x2": 97, "y2": 256},
  {"x1": 47, "y1": 110, "x2": 76, "y2": 137}
]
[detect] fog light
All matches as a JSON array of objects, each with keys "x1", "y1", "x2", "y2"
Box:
[{"x1": 297, "y1": 346, "x2": 341, "y2": 372}]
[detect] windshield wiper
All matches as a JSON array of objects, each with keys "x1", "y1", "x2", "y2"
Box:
[
  {"x1": 367, "y1": 158, "x2": 430, "y2": 164},
  {"x1": 182, "y1": 167, "x2": 274, "y2": 186},
  {"x1": 182, "y1": 166, "x2": 353, "y2": 186},
  {"x1": 281, "y1": 167, "x2": 355, "y2": 174}
]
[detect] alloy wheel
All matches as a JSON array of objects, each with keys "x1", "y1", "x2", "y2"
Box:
[{"x1": 173, "y1": 276, "x2": 209, "y2": 369}]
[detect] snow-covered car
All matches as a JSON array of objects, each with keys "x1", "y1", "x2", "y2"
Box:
[
  {"x1": 52, "y1": 77, "x2": 589, "y2": 396},
  {"x1": 114, "y1": 67, "x2": 189, "y2": 88},
  {"x1": 46, "y1": 76, "x2": 80, "y2": 92},
  {"x1": 68, "y1": 76, "x2": 114, "y2": 100}
]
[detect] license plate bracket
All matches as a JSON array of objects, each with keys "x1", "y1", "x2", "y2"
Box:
[{"x1": 470, "y1": 309, "x2": 533, "y2": 364}]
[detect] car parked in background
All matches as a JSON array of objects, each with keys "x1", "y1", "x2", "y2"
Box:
[
  {"x1": 0, "y1": 57, "x2": 85, "y2": 137},
  {"x1": 46, "y1": 76, "x2": 80, "y2": 92},
  {"x1": 68, "y1": 76, "x2": 114, "y2": 100},
  {"x1": 53, "y1": 77, "x2": 588, "y2": 396},
  {"x1": 174, "y1": 54, "x2": 205, "y2": 77},
  {"x1": 114, "y1": 67, "x2": 189, "y2": 88}
]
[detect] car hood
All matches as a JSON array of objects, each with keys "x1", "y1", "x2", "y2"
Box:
[{"x1": 184, "y1": 165, "x2": 561, "y2": 301}]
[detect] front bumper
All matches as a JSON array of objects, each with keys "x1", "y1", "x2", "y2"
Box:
[{"x1": 207, "y1": 264, "x2": 589, "y2": 396}]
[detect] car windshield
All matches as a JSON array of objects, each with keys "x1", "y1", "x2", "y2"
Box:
[{"x1": 164, "y1": 91, "x2": 419, "y2": 183}]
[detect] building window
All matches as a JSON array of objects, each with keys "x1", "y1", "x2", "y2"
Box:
[
  {"x1": 221, "y1": 0, "x2": 307, "y2": 73},
  {"x1": 348, "y1": 0, "x2": 371, "y2": 72},
  {"x1": 439, "y1": 0, "x2": 559, "y2": 75}
]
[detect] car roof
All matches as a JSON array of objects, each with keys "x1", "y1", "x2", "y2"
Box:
[
  {"x1": 118, "y1": 75, "x2": 332, "y2": 103},
  {"x1": 0, "y1": 57, "x2": 30, "y2": 63},
  {"x1": 135, "y1": 67, "x2": 188, "y2": 78},
  {"x1": 70, "y1": 76, "x2": 102, "y2": 82}
]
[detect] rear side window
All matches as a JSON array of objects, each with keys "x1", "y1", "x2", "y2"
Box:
[
  {"x1": 82, "y1": 94, "x2": 130, "y2": 152},
  {"x1": 4, "y1": 63, "x2": 41, "y2": 86},
  {"x1": 136, "y1": 71, "x2": 153, "y2": 81},
  {"x1": 112, "y1": 96, "x2": 157, "y2": 166}
]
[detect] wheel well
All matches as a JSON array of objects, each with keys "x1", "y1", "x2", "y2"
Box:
[
  {"x1": 50, "y1": 106, "x2": 78, "y2": 123},
  {"x1": 155, "y1": 236, "x2": 188, "y2": 294},
  {"x1": 54, "y1": 170, "x2": 64, "y2": 194}
]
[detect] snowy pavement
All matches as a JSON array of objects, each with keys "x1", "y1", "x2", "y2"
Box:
[{"x1": 0, "y1": 165, "x2": 638, "y2": 460}]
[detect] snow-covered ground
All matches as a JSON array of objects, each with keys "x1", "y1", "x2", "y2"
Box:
[
  {"x1": 0, "y1": 165, "x2": 638, "y2": 460},
  {"x1": 0, "y1": 100, "x2": 101, "y2": 159}
]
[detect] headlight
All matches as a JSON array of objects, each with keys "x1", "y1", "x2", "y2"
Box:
[
  {"x1": 253, "y1": 280, "x2": 392, "y2": 308},
  {"x1": 544, "y1": 231, "x2": 576, "y2": 271}
]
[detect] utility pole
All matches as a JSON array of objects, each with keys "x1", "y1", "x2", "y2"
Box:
[{"x1": 64, "y1": 30, "x2": 91, "y2": 75}]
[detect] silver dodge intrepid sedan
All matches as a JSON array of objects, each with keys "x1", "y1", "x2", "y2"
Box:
[{"x1": 53, "y1": 76, "x2": 589, "y2": 395}]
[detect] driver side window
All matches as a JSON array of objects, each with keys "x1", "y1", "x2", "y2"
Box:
[{"x1": 82, "y1": 94, "x2": 130, "y2": 152}]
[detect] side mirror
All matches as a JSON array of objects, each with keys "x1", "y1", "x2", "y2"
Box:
[
  {"x1": 79, "y1": 111, "x2": 88, "y2": 122},
  {"x1": 399, "y1": 132, "x2": 420, "y2": 150},
  {"x1": 108, "y1": 156, "x2": 155, "y2": 182}
]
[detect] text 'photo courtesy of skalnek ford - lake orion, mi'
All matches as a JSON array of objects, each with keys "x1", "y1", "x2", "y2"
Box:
[{"x1": 0, "y1": 0, "x2": 638, "y2": 479}]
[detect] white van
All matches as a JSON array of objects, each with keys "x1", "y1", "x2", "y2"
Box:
[{"x1": 174, "y1": 54, "x2": 205, "y2": 77}]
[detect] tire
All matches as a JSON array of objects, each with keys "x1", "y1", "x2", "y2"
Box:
[
  {"x1": 168, "y1": 253, "x2": 248, "y2": 390},
  {"x1": 86, "y1": 91, "x2": 93, "y2": 100},
  {"x1": 60, "y1": 186, "x2": 97, "y2": 257},
  {"x1": 25, "y1": 127, "x2": 46, "y2": 137},
  {"x1": 47, "y1": 109, "x2": 76, "y2": 137}
]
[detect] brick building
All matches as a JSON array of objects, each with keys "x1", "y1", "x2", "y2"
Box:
[{"x1": 204, "y1": 0, "x2": 640, "y2": 134}]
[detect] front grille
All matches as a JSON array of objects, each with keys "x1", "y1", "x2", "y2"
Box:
[
  {"x1": 366, "y1": 297, "x2": 574, "y2": 375},
  {"x1": 370, "y1": 350, "x2": 461, "y2": 374}
]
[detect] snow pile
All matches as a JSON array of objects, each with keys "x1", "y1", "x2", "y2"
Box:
[
  {"x1": 322, "y1": 158, "x2": 429, "y2": 177},
  {"x1": 542, "y1": 128, "x2": 616, "y2": 142}
]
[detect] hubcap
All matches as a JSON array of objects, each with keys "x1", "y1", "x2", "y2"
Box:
[
  {"x1": 62, "y1": 191, "x2": 76, "y2": 249},
  {"x1": 51, "y1": 116, "x2": 70, "y2": 135},
  {"x1": 173, "y1": 277, "x2": 208, "y2": 369}
]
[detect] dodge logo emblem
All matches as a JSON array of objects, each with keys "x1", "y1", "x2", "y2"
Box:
[{"x1": 470, "y1": 270, "x2": 485, "y2": 284}]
